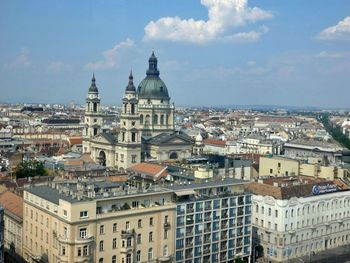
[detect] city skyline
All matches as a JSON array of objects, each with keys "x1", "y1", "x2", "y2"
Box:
[{"x1": 1, "y1": 0, "x2": 350, "y2": 108}]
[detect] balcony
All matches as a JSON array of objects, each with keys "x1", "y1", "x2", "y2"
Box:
[
  {"x1": 158, "y1": 256, "x2": 172, "y2": 262},
  {"x1": 121, "y1": 229, "x2": 135, "y2": 238},
  {"x1": 120, "y1": 245, "x2": 133, "y2": 253}
]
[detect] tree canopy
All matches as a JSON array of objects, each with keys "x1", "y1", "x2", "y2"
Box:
[{"x1": 15, "y1": 160, "x2": 48, "y2": 178}]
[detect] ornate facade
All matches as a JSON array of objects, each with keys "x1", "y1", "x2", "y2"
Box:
[{"x1": 83, "y1": 52, "x2": 193, "y2": 170}]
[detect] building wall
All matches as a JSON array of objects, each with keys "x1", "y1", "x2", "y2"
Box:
[
  {"x1": 22, "y1": 189, "x2": 176, "y2": 263},
  {"x1": 259, "y1": 157, "x2": 299, "y2": 177},
  {"x1": 175, "y1": 191, "x2": 252, "y2": 263},
  {"x1": 252, "y1": 192, "x2": 350, "y2": 262},
  {"x1": 3, "y1": 212, "x2": 23, "y2": 263}
]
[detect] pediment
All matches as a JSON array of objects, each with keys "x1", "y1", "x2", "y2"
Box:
[{"x1": 90, "y1": 133, "x2": 117, "y2": 145}]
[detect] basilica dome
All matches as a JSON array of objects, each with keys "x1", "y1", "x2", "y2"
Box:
[{"x1": 137, "y1": 52, "x2": 170, "y2": 100}]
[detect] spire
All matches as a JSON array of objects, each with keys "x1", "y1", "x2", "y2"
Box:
[
  {"x1": 125, "y1": 70, "x2": 136, "y2": 93},
  {"x1": 146, "y1": 51, "x2": 159, "y2": 77},
  {"x1": 89, "y1": 73, "x2": 98, "y2": 93}
]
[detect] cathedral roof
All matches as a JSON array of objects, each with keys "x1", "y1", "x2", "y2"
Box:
[
  {"x1": 138, "y1": 52, "x2": 170, "y2": 100},
  {"x1": 89, "y1": 73, "x2": 98, "y2": 93}
]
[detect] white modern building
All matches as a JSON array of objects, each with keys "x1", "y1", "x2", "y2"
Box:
[{"x1": 249, "y1": 176, "x2": 350, "y2": 262}]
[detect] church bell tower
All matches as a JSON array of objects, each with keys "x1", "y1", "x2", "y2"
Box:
[
  {"x1": 117, "y1": 72, "x2": 141, "y2": 169},
  {"x1": 82, "y1": 74, "x2": 103, "y2": 153}
]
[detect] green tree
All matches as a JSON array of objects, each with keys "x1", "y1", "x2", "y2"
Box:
[
  {"x1": 234, "y1": 257, "x2": 246, "y2": 263},
  {"x1": 15, "y1": 160, "x2": 48, "y2": 178}
]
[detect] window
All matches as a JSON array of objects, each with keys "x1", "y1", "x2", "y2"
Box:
[
  {"x1": 63, "y1": 210, "x2": 67, "y2": 217},
  {"x1": 270, "y1": 169, "x2": 273, "y2": 174},
  {"x1": 127, "y1": 237, "x2": 132, "y2": 247},
  {"x1": 132, "y1": 155, "x2": 137, "y2": 163},
  {"x1": 132, "y1": 201, "x2": 139, "y2": 208},
  {"x1": 163, "y1": 245, "x2": 168, "y2": 256},
  {"x1": 80, "y1": 211, "x2": 88, "y2": 218},
  {"x1": 137, "y1": 234, "x2": 141, "y2": 244},
  {"x1": 113, "y1": 238, "x2": 117, "y2": 249},
  {"x1": 99, "y1": 258, "x2": 103, "y2": 263},
  {"x1": 100, "y1": 225, "x2": 104, "y2": 235},
  {"x1": 275, "y1": 210, "x2": 278, "y2": 217},
  {"x1": 112, "y1": 256, "x2": 116, "y2": 263},
  {"x1": 83, "y1": 245, "x2": 88, "y2": 256},
  {"x1": 126, "y1": 254, "x2": 132, "y2": 263},
  {"x1": 268, "y1": 208, "x2": 271, "y2": 216},
  {"x1": 79, "y1": 228, "x2": 87, "y2": 239},
  {"x1": 126, "y1": 221, "x2": 130, "y2": 230},
  {"x1": 164, "y1": 229, "x2": 168, "y2": 239},
  {"x1": 63, "y1": 227, "x2": 67, "y2": 237},
  {"x1": 150, "y1": 217, "x2": 154, "y2": 226},
  {"x1": 138, "y1": 219, "x2": 142, "y2": 228},
  {"x1": 78, "y1": 247, "x2": 82, "y2": 256},
  {"x1": 113, "y1": 223, "x2": 117, "y2": 233},
  {"x1": 136, "y1": 250, "x2": 141, "y2": 262},
  {"x1": 149, "y1": 231, "x2": 153, "y2": 242},
  {"x1": 148, "y1": 248, "x2": 153, "y2": 260},
  {"x1": 132, "y1": 132, "x2": 136, "y2": 142},
  {"x1": 120, "y1": 154, "x2": 124, "y2": 163},
  {"x1": 99, "y1": 241, "x2": 104, "y2": 251}
]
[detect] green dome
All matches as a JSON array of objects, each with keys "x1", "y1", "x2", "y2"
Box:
[{"x1": 137, "y1": 52, "x2": 170, "y2": 100}]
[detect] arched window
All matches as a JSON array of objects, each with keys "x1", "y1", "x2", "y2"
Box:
[
  {"x1": 131, "y1": 104, "x2": 135, "y2": 114},
  {"x1": 99, "y1": 240, "x2": 104, "y2": 251},
  {"x1": 140, "y1": 114, "x2": 144, "y2": 124},
  {"x1": 145, "y1": 115, "x2": 150, "y2": 125},
  {"x1": 99, "y1": 258, "x2": 103, "y2": 263},
  {"x1": 160, "y1": 115, "x2": 164, "y2": 125},
  {"x1": 112, "y1": 255, "x2": 116, "y2": 263},
  {"x1": 93, "y1": 103, "x2": 97, "y2": 112},
  {"x1": 148, "y1": 248, "x2": 153, "y2": 260},
  {"x1": 136, "y1": 250, "x2": 141, "y2": 262},
  {"x1": 126, "y1": 254, "x2": 131, "y2": 263},
  {"x1": 153, "y1": 114, "x2": 158, "y2": 125},
  {"x1": 169, "y1": 152, "x2": 178, "y2": 159}
]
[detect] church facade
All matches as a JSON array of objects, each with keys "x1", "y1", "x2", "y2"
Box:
[{"x1": 82, "y1": 52, "x2": 194, "y2": 170}]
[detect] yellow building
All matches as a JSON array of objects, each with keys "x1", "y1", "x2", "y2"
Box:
[
  {"x1": 259, "y1": 156, "x2": 299, "y2": 177},
  {"x1": 259, "y1": 156, "x2": 348, "y2": 179},
  {"x1": 23, "y1": 181, "x2": 175, "y2": 263}
]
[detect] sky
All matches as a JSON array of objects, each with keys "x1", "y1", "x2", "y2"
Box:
[{"x1": 1, "y1": 0, "x2": 350, "y2": 108}]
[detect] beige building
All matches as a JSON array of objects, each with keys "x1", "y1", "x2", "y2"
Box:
[
  {"x1": 259, "y1": 156, "x2": 348, "y2": 179},
  {"x1": 259, "y1": 156, "x2": 299, "y2": 177},
  {"x1": 22, "y1": 180, "x2": 175, "y2": 263},
  {"x1": 0, "y1": 191, "x2": 23, "y2": 263}
]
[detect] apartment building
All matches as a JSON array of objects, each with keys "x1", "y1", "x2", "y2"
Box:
[
  {"x1": 23, "y1": 180, "x2": 175, "y2": 263},
  {"x1": 259, "y1": 156, "x2": 349, "y2": 179},
  {"x1": 0, "y1": 190, "x2": 23, "y2": 263},
  {"x1": 22, "y1": 177, "x2": 252, "y2": 263},
  {"x1": 249, "y1": 176, "x2": 350, "y2": 262},
  {"x1": 171, "y1": 178, "x2": 252, "y2": 263}
]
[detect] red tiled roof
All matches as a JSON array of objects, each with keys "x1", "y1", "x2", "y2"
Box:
[
  {"x1": 69, "y1": 137, "x2": 83, "y2": 145},
  {"x1": 0, "y1": 191, "x2": 23, "y2": 219},
  {"x1": 129, "y1": 163, "x2": 169, "y2": 179},
  {"x1": 203, "y1": 139, "x2": 226, "y2": 146}
]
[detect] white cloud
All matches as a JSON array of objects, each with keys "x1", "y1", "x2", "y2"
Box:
[
  {"x1": 247, "y1": 60, "x2": 256, "y2": 66},
  {"x1": 9, "y1": 48, "x2": 31, "y2": 68},
  {"x1": 318, "y1": 16, "x2": 350, "y2": 41},
  {"x1": 48, "y1": 61, "x2": 71, "y2": 72},
  {"x1": 144, "y1": 0, "x2": 273, "y2": 44},
  {"x1": 85, "y1": 39, "x2": 134, "y2": 70},
  {"x1": 317, "y1": 51, "x2": 350, "y2": 59}
]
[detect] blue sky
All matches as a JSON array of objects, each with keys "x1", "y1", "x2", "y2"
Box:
[{"x1": 1, "y1": 0, "x2": 350, "y2": 108}]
